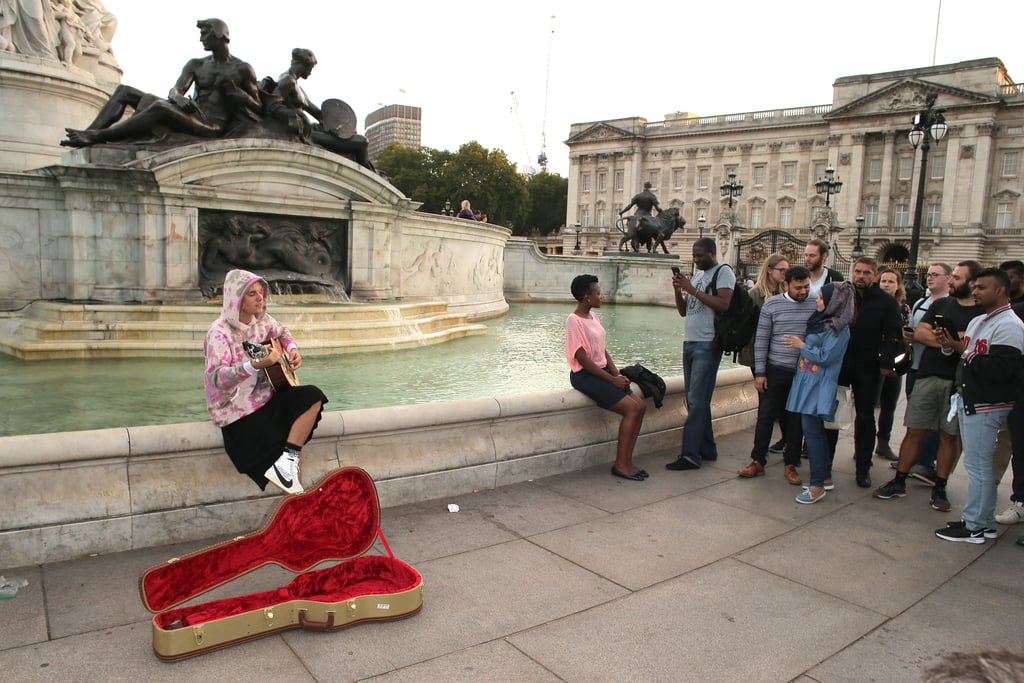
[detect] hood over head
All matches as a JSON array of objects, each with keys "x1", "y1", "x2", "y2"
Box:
[{"x1": 221, "y1": 269, "x2": 268, "y2": 330}]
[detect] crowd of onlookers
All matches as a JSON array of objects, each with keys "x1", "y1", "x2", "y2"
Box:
[{"x1": 566, "y1": 236, "x2": 1024, "y2": 547}]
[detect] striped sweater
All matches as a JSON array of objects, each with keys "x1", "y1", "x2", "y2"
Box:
[{"x1": 753, "y1": 293, "x2": 819, "y2": 377}]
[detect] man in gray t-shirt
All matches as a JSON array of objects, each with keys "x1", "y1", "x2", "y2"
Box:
[{"x1": 668, "y1": 238, "x2": 735, "y2": 470}]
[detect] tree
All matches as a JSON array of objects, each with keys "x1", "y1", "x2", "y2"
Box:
[
  {"x1": 525, "y1": 171, "x2": 568, "y2": 235},
  {"x1": 374, "y1": 141, "x2": 528, "y2": 230}
]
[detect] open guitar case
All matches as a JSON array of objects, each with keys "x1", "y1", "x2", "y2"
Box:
[{"x1": 139, "y1": 467, "x2": 423, "y2": 661}]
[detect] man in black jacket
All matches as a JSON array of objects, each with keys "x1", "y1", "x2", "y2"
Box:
[{"x1": 840, "y1": 256, "x2": 903, "y2": 488}]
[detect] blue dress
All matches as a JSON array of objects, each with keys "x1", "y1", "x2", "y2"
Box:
[{"x1": 785, "y1": 328, "x2": 851, "y2": 421}]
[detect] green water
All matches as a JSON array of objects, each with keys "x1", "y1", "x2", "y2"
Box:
[{"x1": 0, "y1": 303, "x2": 716, "y2": 437}]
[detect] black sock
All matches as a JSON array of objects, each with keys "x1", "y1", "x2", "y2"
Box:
[
  {"x1": 894, "y1": 471, "x2": 908, "y2": 486},
  {"x1": 284, "y1": 442, "x2": 301, "y2": 456},
  {"x1": 933, "y1": 476, "x2": 947, "y2": 491}
]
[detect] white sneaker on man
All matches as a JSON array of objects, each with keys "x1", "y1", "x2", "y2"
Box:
[
  {"x1": 995, "y1": 501, "x2": 1024, "y2": 525},
  {"x1": 264, "y1": 453, "x2": 303, "y2": 495}
]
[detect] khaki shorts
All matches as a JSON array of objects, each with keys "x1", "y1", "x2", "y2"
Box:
[{"x1": 904, "y1": 375, "x2": 959, "y2": 435}]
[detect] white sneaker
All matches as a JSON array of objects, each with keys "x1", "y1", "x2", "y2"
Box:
[
  {"x1": 995, "y1": 501, "x2": 1024, "y2": 525},
  {"x1": 264, "y1": 453, "x2": 303, "y2": 495}
]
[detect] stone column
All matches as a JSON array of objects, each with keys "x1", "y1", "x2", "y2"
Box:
[
  {"x1": 939, "y1": 125, "x2": 963, "y2": 226},
  {"x1": 968, "y1": 121, "x2": 996, "y2": 228},
  {"x1": 879, "y1": 131, "x2": 896, "y2": 228}
]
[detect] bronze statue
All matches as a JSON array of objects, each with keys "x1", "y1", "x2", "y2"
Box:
[
  {"x1": 61, "y1": 18, "x2": 260, "y2": 147},
  {"x1": 617, "y1": 206, "x2": 685, "y2": 254},
  {"x1": 619, "y1": 181, "x2": 662, "y2": 234},
  {"x1": 262, "y1": 48, "x2": 371, "y2": 169}
]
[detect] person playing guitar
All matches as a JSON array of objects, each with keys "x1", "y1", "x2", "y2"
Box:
[{"x1": 204, "y1": 269, "x2": 328, "y2": 494}]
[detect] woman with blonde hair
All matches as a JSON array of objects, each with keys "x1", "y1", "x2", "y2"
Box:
[
  {"x1": 456, "y1": 199, "x2": 475, "y2": 219},
  {"x1": 738, "y1": 253, "x2": 790, "y2": 369}
]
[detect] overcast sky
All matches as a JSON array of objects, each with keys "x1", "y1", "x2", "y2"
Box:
[{"x1": 103, "y1": 0, "x2": 1024, "y2": 177}]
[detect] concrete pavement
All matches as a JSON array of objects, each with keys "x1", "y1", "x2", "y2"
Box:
[{"x1": 1, "y1": 423, "x2": 1021, "y2": 682}]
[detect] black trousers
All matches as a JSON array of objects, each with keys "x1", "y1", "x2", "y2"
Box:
[
  {"x1": 1009, "y1": 402, "x2": 1024, "y2": 502},
  {"x1": 843, "y1": 365, "x2": 883, "y2": 477},
  {"x1": 750, "y1": 365, "x2": 802, "y2": 466},
  {"x1": 876, "y1": 373, "x2": 902, "y2": 441}
]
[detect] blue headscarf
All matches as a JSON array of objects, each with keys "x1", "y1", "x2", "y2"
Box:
[{"x1": 806, "y1": 281, "x2": 856, "y2": 335}]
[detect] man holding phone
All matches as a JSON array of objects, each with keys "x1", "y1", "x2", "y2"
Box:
[{"x1": 873, "y1": 260, "x2": 983, "y2": 510}]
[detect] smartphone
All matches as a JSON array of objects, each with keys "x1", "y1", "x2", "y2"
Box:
[
  {"x1": 671, "y1": 266, "x2": 680, "y2": 275},
  {"x1": 932, "y1": 314, "x2": 959, "y2": 339}
]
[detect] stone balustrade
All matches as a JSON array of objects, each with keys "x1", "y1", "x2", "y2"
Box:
[{"x1": 0, "y1": 368, "x2": 758, "y2": 567}]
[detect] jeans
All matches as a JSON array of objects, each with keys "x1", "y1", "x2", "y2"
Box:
[
  {"x1": 959, "y1": 406, "x2": 1011, "y2": 530},
  {"x1": 802, "y1": 414, "x2": 833, "y2": 487},
  {"x1": 682, "y1": 341, "x2": 722, "y2": 464},
  {"x1": 751, "y1": 365, "x2": 802, "y2": 466}
]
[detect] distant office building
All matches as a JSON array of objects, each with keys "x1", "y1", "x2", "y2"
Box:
[{"x1": 365, "y1": 105, "x2": 422, "y2": 162}]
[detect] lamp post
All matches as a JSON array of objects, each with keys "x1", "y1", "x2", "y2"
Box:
[
  {"x1": 442, "y1": 198, "x2": 452, "y2": 216},
  {"x1": 719, "y1": 171, "x2": 743, "y2": 208},
  {"x1": 815, "y1": 166, "x2": 842, "y2": 209},
  {"x1": 851, "y1": 215, "x2": 865, "y2": 259},
  {"x1": 906, "y1": 92, "x2": 947, "y2": 303},
  {"x1": 573, "y1": 223, "x2": 582, "y2": 255},
  {"x1": 697, "y1": 216, "x2": 706, "y2": 239}
]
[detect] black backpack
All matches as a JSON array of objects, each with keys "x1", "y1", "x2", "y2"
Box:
[{"x1": 709, "y1": 265, "x2": 759, "y2": 359}]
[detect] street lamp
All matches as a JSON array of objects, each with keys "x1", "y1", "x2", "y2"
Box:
[
  {"x1": 719, "y1": 171, "x2": 743, "y2": 208},
  {"x1": 573, "y1": 223, "x2": 582, "y2": 255},
  {"x1": 697, "y1": 216, "x2": 706, "y2": 239},
  {"x1": 442, "y1": 198, "x2": 452, "y2": 216},
  {"x1": 906, "y1": 92, "x2": 947, "y2": 303},
  {"x1": 815, "y1": 166, "x2": 842, "y2": 208},
  {"x1": 851, "y1": 215, "x2": 865, "y2": 259}
]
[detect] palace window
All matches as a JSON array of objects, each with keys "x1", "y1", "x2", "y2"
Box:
[
  {"x1": 894, "y1": 203, "x2": 910, "y2": 228},
  {"x1": 779, "y1": 206, "x2": 793, "y2": 229},
  {"x1": 1004, "y1": 152, "x2": 1020, "y2": 177},
  {"x1": 864, "y1": 204, "x2": 879, "y2": 227},
  {"x1": 782, "y1": 163, "x2": 795, "y2": 186},
  {"x1": 868, "y1": 159, "x2": 882, "y2": 181},
  {"x1": 673, "y1": 169, "x2": 684, "y2": 189},
  {"x1": 698, "y1": 168, "x2": 710, "y2": 189},
  {"x1": 753, "y1": 165, "x2": 765, "y2": 186},
  {"x1": 614, "y1": 170, "x2": 624, "y2": 192},
  {"x1": 926, "y1": 203, "x2": 941, "y2": 228},
  {"x1": 598, "y1": 172, "x2": 607, "y2": 192},
  {"x1": 930, "y1": 154, "x2": 945, "y2": 179},
  {"x1": 814, "y1": 162, "x2": 826, "y2": 183},
  {"x1": 647, "y1": 171, "x2": 659, "y2": 189},
  {"x1": 696, "y1": 207, "x2": 707, "y2": 223},
  {"x1": 581, "y1": 174, "x2": 591, "y2": 193},
  {"x1": 996, "y1": 203, "x2": 1015, "y2": 229},
  {"x1": 897, "y1": 157, "x2": 913, "y2": 180},
  {"x1": 750, "y1": 206, "x2": 763, "y2": 230},
  {"x1": 597, "y1": 208, "x2": 606, "y2": 228}
]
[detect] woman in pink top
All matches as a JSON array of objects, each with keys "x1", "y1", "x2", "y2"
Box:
[{"x1": 566, "y1": 274, "x2": 648, "y2": 481}]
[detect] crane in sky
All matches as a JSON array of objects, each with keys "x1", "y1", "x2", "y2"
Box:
[{"x1": 537, "y1": 15, "x2": 555, "y2": 172}]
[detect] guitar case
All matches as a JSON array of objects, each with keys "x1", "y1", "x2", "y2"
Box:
[{"x1": 139, "y1": 467, "x2": 423, "y2": 661}]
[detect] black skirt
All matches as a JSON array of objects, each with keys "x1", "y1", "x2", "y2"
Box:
[{"x1": 221, "y1": 385, "x2": 328, "y2": 489}]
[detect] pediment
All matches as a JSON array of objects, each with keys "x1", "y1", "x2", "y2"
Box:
[
  {"x1": 566, "y1": 123, "x2": 636, "y2": 143},
  {"x1": 993, "y1": 188, "x2": 1022, "y2": 200},
  {"x1": 826, "y1": 78, "x2": 996, "y2": 119}
]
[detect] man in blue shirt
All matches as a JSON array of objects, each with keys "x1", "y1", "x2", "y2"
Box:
[{"x1": 667, "y1": 238, "x2": 734, "y2": 470}]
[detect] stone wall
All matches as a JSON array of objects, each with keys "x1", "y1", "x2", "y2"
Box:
[
  {"x1": 0, "y1": 368, "x2": 757, "y2": 567},
  {"x1": 503, "y1": 237, "x2": 682, "y2": 305}
]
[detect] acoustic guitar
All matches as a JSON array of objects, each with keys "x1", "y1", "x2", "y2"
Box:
[{"x1": 242, "y1": 338, "x2": 300, "y2": 391}]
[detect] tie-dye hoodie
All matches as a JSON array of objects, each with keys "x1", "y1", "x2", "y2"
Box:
[{"x1": 204, "y1": 269, "x2": 296, "y2": 427}]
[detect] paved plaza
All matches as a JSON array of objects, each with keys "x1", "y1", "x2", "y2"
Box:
[{"x1": 0, "y1": 421, "x2": 1021, "y2": 682}]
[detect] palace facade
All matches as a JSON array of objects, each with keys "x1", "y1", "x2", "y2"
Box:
[{"x1": 563, "y1": 58, "x2": 1024, "y2": 275}]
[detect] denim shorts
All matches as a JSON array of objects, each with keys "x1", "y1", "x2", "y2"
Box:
[{"x1": 570, "y1": 368, "x2": 631, "y2": 409}]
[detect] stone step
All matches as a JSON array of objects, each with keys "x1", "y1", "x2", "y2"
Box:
[{"x1": 0, "y1": 302, "x2": 487, "y2": 360}]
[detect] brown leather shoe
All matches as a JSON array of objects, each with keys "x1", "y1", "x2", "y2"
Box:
[
  {"x1": 737, "y1": 461, "x2": 765, "y2": 478},
  {"x1": 784, "y1": 464, "x2": 803, "y2": 485}
]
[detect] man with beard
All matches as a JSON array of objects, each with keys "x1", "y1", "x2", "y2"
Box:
[
  {"x1": 737, "y1": 265, "x2": 817, "y2": 484},
  {"x1": 840, "y1": 257, "x2": 902, "y2": 488},
  {"x1": 803, "y1": 239, "x2": 844, "y2": 299},
  {"x1": 873, "y1": 261, "x2": 983, "y2": 510}
]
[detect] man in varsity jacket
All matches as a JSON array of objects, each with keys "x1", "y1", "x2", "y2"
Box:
[{"x1": 935, "y1": 268, "x2": 1024, "y2": 544}]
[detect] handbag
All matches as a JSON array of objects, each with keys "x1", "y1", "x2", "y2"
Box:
[{"x1": 824, "y1": 385, "x2": 853, "y2": 430}]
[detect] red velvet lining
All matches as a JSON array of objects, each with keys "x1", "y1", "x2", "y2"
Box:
[
  {"x1": 154, "y1": 556, "x2": 420, "y2": 628},
  {"x1": 141, "y1": 468, "x2": 381, "y2": 613}
]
